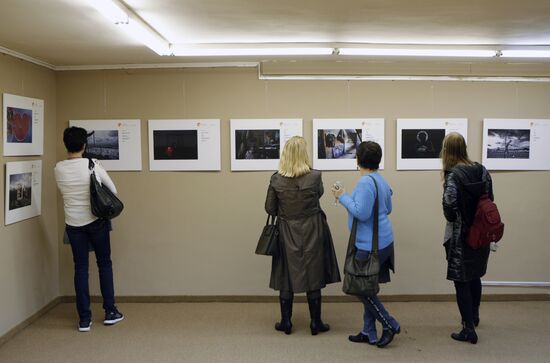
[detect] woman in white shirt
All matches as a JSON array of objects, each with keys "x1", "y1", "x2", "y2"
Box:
[{"x1": 55, "y1": 126, "x2": 124, "y2": 332}]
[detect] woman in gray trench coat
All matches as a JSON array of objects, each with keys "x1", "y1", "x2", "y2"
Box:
[{"x1": 265, "y1": 136, "x2": 341, "y2": 335}]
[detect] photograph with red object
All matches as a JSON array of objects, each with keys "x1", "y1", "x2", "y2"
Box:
[
  {"x1": 6, "y1": 107, "x2": 33, "y2": 143},
  {"x1": 153, "y1": 130, "x2": 198, "y2": 160}
]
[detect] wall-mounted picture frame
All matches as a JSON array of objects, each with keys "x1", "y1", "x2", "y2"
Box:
[
  {"x1": 482, "y1": 119, "x2": 550, "y2": 170},
  {"x1": 313, "y1": 118, "x2": 385, "y2": 170},
  {"x1": 5, "y1": 160, "x2": 42, "y2": 225},
  {"x1": 396, "y1": 118, "x2": 468, "y2": 170},
  {"x1": 148, "y1": 119, "x2": 221, "y2": 171},
  {"x1": 230, "y1": 119, "x2": 303, "y2": 171},
  {"x1": 3, "y1": 93, "x2": 44, "y2": 156},
  {"x1": 69, "y1": 119, "x2": 142, "y2": 171}
]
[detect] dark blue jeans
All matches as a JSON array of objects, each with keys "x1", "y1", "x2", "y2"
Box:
[
  {"x1": 355, "y1": 245, "x2": 400, "y2": 343},
  {"x1": 66, "y1": 219, "x2": 115, "y2": 321}
]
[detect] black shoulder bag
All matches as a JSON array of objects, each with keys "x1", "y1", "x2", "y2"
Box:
[
  {"x1": 342, "y1": 176, "x2": 380, "y2": 297},
  {"x1": 255, "y1": 215, "x2": 280, "y2": 257},
  {"x1": 88, "y1": 158, "x2": 124, "y2": 219}
]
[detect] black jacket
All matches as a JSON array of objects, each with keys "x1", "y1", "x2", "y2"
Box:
[{"x1": 442, "y1": 163, "x2": 494, "y2": 282}]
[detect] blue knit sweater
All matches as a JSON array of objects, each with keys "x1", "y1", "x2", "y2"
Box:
[{"x1": 338, "y1": 172, "x2": 394, "y2": 251}]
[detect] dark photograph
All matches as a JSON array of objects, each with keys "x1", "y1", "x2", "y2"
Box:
[
  {"x1": 6, "y1": 106, "x2": 33, "y2": 143},
  {"x1": 9, "y1": 172, "x2": 32, "y2": 210},
  {"x1": 401, "y1": 129, "x2": 445, "y2": 159},
  {"x1": 153, "y1": 130, "x2": 198, "y2": 160},
  {"x1": 317, "y1": 129, "x2": 362, "y2": 159},
  {"x1": 235, "y1": 129, "x2": 280, "y2": 159},
  {"x1": 487, "y1": 129, "x2": 530, "y2": 159},
  {"x1": 85, "y1": 130, "x2": 120, "y2": 160}
]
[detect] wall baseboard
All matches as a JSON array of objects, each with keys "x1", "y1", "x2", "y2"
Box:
[
  {"x1": 0, "y1": 297, "x2": 62, "y2": 348},
  {"x1": 60, "y1": 294, "x2": 550, "y2": 304}
]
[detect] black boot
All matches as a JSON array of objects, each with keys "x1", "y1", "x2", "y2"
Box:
[
  {"x1": 376, "y1": 326, "x2": 400, "y2": 348},
  {"x1": 451, "y1": 323, "x2": 478, "y2": 344},
  {"x1": 307, "y1": 297, "x2": 330, "y2": 335},
  {"x1": 473, "y1": 307, "x2": 480, "y2": 327},
  {"x1": 275, "y1": 297, "x2": 293, "y2": 335},
  {"x1": 462, "y1": 317, "x2": 480, "y2": 327}
]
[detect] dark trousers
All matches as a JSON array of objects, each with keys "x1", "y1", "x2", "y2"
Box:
[
  {"x1": 66, "y1": 219, "x2": 116, "y2": 321},
  {"x1": 453, "y1": 278, "x2": 482, "y2": 327}
]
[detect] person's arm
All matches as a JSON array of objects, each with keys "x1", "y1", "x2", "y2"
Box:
[
  {"x1": 386, "y1": 188, "x2": 393, "y2": 215},
  {"x1": 442, "y1": 171, "x2": 459, "y2": 222},
  {"x1": 338, "y1": 179, "x2": 375, "y2": 222},
  {"x1": 318, "y1": 173, "x2": 324, "y2": 198},
  {"x1": 94, "y1": 160, "x2": 118, "y2": 195},
  {"x1": 265, "y1": 178, "x2": 278, "y2": 216}
]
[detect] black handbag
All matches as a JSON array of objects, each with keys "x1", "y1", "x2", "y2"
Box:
[
  {"x1": 342, "y1": 176, "x2": 380, "y2": 297},
  {"x1": 88, "y1": 158, "x2": 124, "y2": 220},
  {"x1": 255, "y1": 214, "x2": 280, "y2": 257}
]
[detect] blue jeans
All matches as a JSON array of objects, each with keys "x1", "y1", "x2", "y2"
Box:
[
  {"x1": 66, "y1": 219, "x2": 116, "y2": 321},
  {"x1": 355, "y1": 245, "x2": 400, "y2": 342}
]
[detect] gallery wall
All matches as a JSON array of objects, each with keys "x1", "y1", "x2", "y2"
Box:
[
  {"x1": 0, "y1": 55, "x2": 59, "y2": 337},
  {"x1": 55, "y1": 67, "x2": 550, "y2": 297}
]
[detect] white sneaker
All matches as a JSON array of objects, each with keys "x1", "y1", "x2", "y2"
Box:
[{"x1": 78, "y1": 321, "x2": 92, "y2": 332}]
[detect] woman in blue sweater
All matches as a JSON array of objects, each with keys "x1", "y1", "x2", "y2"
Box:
[{"x1": 332, "y1": 141, "x2": 400, "y2": 348}]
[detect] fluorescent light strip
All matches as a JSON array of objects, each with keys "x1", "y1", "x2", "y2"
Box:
[
  {"x1": 339, "y1": 48, "x2": 496, "y2": 57},
  {"x1": 87, "y1": 0, "x2": 170, "y2": 55},
  {"x1": 118, "y1": 20, "x2": 170, "y2": 55},
  {"x1": 500, "y1": 50, "x2": 550, "y2": 58},
  {"x1": 171, "y1": 47, "x2": 334, "y2": 57},
  {"x1": 86, "y1": 0, "x2": 128, "y2": 24}
]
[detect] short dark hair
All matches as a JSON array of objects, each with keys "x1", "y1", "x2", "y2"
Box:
[
  {"x1": 63, "y1": 127, "x2": 88, "y2": 153},
  {"x1": 356, "y1": 141, "x2": 382, "y2": 170}
]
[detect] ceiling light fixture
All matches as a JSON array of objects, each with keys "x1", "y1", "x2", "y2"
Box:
[
  {"x1": 118, "y1": 20, "x2": 171, "y2": 55},
  {"x1": 86, "y1": 0, "x2": 170, "y2": 55},
  {"x1": 86, "y1": 0, "x2": 128, "y2": 24},
  {"x1": 500, "y1": 50, "x2": 550, "y2": 58},
  {"x1": 338, "y1": 48, "x2": 496, "y2": 57},
  {"x1": 171, "y1": 46, "x2": 334, "y2": 57}
]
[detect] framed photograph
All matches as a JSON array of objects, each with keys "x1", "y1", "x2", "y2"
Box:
[
  {"x1": 397, "y1": 118, "x2": 468, "y2": 170},
  {"x1": 3, "y1": 93, "x2": 44, "y2": 156},
  {"x1": 154, "y1": 130, "x2": 198, "y2": 160},
  {"x1": 69, "y1": 120, "x2": 142, "y2": 171},
  {"x1": 482, "y1": 119, "x2": 550, "y2": 170},
  {"x1": 230, "y1": 119, "x2": 303, "y2": 171},
  {"x1": 5, "y1": 160, "x2": 42, "y2": 225},
  {"x1": 313, "y1": 119, "x2": 385, "y2": 170},
  {"x1": 148, "y1": 119, "x2": 221, "y2": 171}
]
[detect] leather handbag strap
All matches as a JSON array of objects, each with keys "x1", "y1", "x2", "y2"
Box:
[
  {"x1": 346, "y1": 175, "x2": 380, "y2": 257},
  {"x1": 368, "y1": 175, "x2": 379, "y2": 255},
  {"x1": 87, "y1": 157, "x2": 95, "y2": 171}
]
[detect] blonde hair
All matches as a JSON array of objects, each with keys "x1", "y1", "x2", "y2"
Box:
[
  {"x1": 441, "y1": 132, "x2": 473, "y2": 173},
  {"x1": 278, "y1": 136, "x2": 311, "y2": 178}
]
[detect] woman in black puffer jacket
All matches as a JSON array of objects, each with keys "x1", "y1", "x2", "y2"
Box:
[{"x1": 441, "y1": 132, "x2": 494, "y2": 344}]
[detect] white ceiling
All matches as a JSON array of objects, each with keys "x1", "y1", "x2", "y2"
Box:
[{"x1": 0, "y1": 0, "x2": 550, "y2": 66}]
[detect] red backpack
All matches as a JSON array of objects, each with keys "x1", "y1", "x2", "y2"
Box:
[{"x1": 466, "y1": 194, "x2": 504, "y2": 249}]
